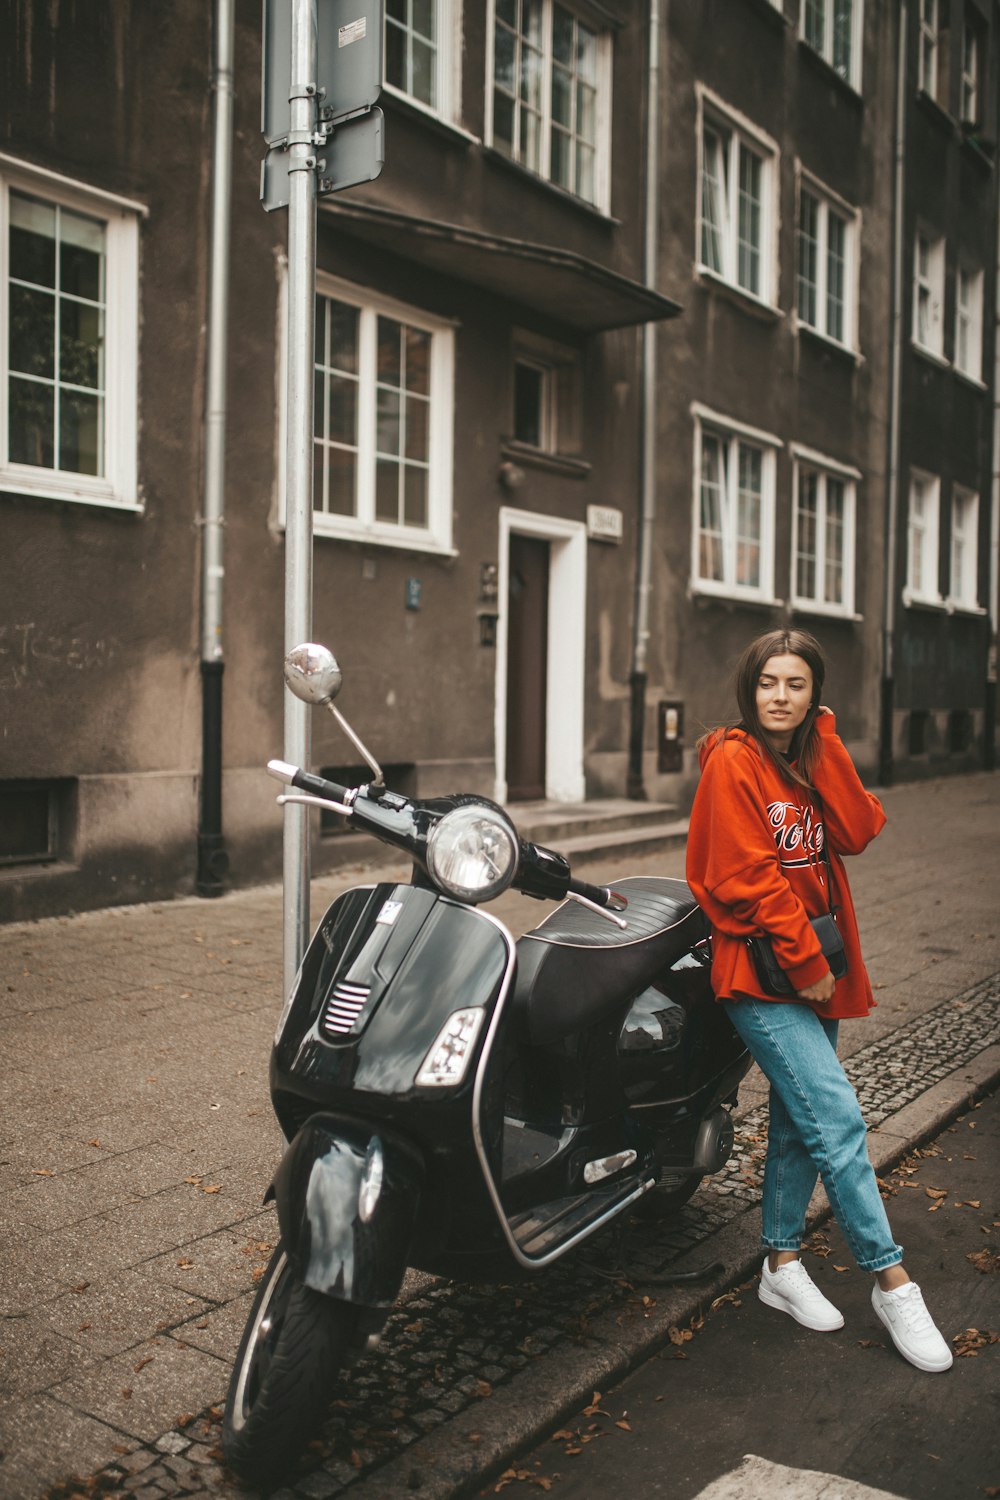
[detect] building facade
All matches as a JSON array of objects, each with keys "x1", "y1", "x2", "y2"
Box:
[{"x1": 1, "y1": 0, "x2": 997, "y2": 921}]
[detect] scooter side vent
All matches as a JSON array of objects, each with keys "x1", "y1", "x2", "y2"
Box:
[{"x1": 320, "y1": 981, "x2": 372, "y2": 1037}]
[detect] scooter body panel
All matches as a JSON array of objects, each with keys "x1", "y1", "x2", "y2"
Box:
[
  {"x1": 270, "y1": 1112, "x2": 424, "y2": 1305},
  {"x1": 271, "y1": 883, "x2": 512, "y2": 1138}
]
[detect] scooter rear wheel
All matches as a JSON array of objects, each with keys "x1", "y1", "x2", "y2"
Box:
[{"x1": 223, "y1": 1243, "x2": 366, "y2": 1488}]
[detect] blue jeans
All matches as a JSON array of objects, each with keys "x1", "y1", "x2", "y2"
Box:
[{"x1": 725, "y1": 999, "x2": 903, "y2": 1273}]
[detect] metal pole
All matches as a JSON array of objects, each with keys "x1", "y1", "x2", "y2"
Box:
[
  {"x1": 880, "y1": 0, "x2": 907, "y2": 787},
  {"x1": 282, "y1": 0, "x2": 318, "y2": 995},
  {"x1": 627, "y1": 0, "x2": 662, "y2": 800},
  {"x1": 198, "y1": 0, "x2": 235, "y2": 897}
]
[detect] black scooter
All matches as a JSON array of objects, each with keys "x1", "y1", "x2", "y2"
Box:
[{"x1": 223, "y1": 644, "x2": 751, "y2": 1485}]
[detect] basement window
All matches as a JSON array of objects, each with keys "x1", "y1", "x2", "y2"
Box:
[
  {"x1": 948, "y1": 709, "x2": 973, "y2": 754},
  {"x1": 0, "y1": 779, "x2": 72, "y2": 866},
  {"x1": 908, "y1": 710, "x2": 930, "y2": 757}
]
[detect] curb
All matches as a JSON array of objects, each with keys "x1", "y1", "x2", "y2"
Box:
[{"x1": 355, "y1": 1045, "x2": 1000, "y2": 1500}]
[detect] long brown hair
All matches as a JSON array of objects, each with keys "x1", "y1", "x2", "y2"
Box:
[{"x1": 700, "y1": 628, "x2": 827, "y2": 789}]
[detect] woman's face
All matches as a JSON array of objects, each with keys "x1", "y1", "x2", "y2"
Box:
[{"x1": 755, "y1": 652, "x2": 814, "y2": 751}]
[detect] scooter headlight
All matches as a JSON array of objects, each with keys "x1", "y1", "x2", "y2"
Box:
[
  {"x1": 415, "y1": 1007, "x2": 487, "y2": 1088},
  {"x1": 425, "y1": 804, "x2": 518, "y2": 902}
]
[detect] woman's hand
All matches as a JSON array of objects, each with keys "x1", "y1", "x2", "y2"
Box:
[
  {"x1": 797, "y1": 969, "x2": 836, "y2": 1003},
  {"x1": 815, "y1": 704, "x2": 833, "y2": 716}
]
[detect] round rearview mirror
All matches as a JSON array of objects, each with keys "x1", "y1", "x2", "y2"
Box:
[{"x1": 284, "y1": 643, "x2": 343, "y2": 705}]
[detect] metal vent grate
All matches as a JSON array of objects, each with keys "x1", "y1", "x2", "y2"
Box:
[{"x1": 320, "y1": 981, "x2": 371, "y2": 1038}]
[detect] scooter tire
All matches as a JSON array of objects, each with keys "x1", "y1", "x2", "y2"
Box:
[{"x1": 223, "y1": 1243, "x2": 366, "y2": 1489}]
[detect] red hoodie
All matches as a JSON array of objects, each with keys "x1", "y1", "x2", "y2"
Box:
[{"x1": 685, "y1": 712, "x2": 886, "y2": 1019}]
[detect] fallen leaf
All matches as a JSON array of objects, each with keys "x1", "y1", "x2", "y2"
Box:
[
  {"x1": 857, "y1": 1339, "x2": 883, "y2": 1348},
  {"x1": 133, "y1": 1356, "x2": 154, "y2": 1373},
  {"x1": 551, "y1": 1430, "x2": 575, "y2": 1442},
  {"x1": 832, "y1": 1264, "x2": 849, "y2": 1273},
  {"x1": 476, "y1": 1379, "x2": 493, "y2": 1398},
  {"x1": 32, "y1": 1168, "x2": 54, "y2": 1177},
  {"x1": 924, "y1": 1187, "x2": 948, "y2": 1199},
  {"x1": 952, "y1": 1327, "x2": 1000, "y2": 1358},
  {"x1": 615, "y1": 1419, "x2": 632, "y2": 1431},
  {"x1": 967, "y1": 1250, "x2": 1000, "y2": 1274},
  {"x1": 202, "y1": 1184, "x2": 221, "y2": 1194}
]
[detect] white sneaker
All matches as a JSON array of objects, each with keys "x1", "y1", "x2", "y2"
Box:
[
  {"x1": 871, "y1": 1281, "x2": 953, "y2": 1372},
  {"x1": 758, "y1": 1257, "x2": 845, "y2": 1331}
]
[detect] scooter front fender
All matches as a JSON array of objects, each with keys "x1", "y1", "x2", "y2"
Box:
[{"x1": 269, "y1": 1113, "x2": 424, "y2": 1306}]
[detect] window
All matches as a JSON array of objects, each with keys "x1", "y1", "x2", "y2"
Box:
[
  {"x1": 905, "y1": 470, "x2": 941, "y2": 605},
  {"x1": 692, "y1": 407, "x2": 778, "y2": 601},
  {"x1": 949, "y1": 486, "x2": 979, "y2": 608},
  {"x1": 801, "y1": 0, "x2": 862, "y2": 90},
  {"x1": 912, "y1": 231, "x2": 945, "y2": 357},
  {"x1": 955, "y1": 264, "x2": 983, "y2": 379},
  {"x1": 308, "y1": 277, "x2": 454, "y2": 552},
  {"x1": 918, "y1": 0, "x2": 939, "y2": 97},
  {"x1": 509, "y1": 329, "x2": 582, "y2": 456},
  {"x1": 792, "y1": 453, "x2": 858, "y2": 615},
  {"x1": 489, "y1": 0, "x2": 611, "y2": 210},
  {"x1": 796, "y1": 179, "x2": 858, "y2": 348},
  {"x1": 698, "y1": 95, "x2": 778, "y2": 304},
  {"x1": 385, "y1": 0, "x2": 455, "y2": 117},
  {"x1": 960, "y1": 16, "x2": 981, "y2": 122},
  {"x1": 1, "y1": 156, "x2": 141, "y2": 510}
]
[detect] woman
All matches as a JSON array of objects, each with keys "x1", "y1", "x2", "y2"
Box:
[{"x1": 685, "y1": 628, "x2": 951, "y2": 1373}]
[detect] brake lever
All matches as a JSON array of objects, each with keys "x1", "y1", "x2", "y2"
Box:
[
  {"x1": 566, "y1": 890, "x2": 628, "y2": 930},
  {"x1": 277, "y1": 792, "x2": 354, "y2": 818}
]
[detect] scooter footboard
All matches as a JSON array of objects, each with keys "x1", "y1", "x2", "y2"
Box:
[{"x1": 269, "y1": 1113, "x2": 424, "y2": 1306}]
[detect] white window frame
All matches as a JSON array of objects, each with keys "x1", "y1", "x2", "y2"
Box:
[
  {"x1": 948, "y1": 485, "x2": 980, "y2": 610},
  {"x1": 918, "y1": 0, "x2": 939, "y2": 98},
  {"x1": 0, "y1": 154, "x2": 143, "y2": 512},
  {"x1": 954, "y1": 262, "x2": 984, "y2": 382},
  {"x1": 961, "y1": 18, "x2": 979, "y2": 123},
  {"x1": 795, "y1": 169, "x2": 860, "y2": 351},
  {"x1": 383, "y1": 0, "x2": 461, "y2": 124},
  {"x1": 790, "y1": 446, "x2": 859, "y2": 618},
  {"x1": 485, "y1": 0, "x2": 614, "y2": 213},
  {"x1": 904, "y1": 469, "x2": 942, "y2": 606},
  {"x1": 912, "y1": 229, "x2": 946, "y2": 360},
  {"x1": 509, "y1": 327, "x2": 583, "y2": 457},
  {"x1": 800, "y1": 0, "x2": 864, "y2": 92},
  {"x1": 695, "y1": 87, "x2": 779, "y2": 309},
  {"x1": 690, "y1": 402, "x2": 780, "y2": 604},
  {"x1": 279, "y1": 271, "x2": 456, "y2": 555}
]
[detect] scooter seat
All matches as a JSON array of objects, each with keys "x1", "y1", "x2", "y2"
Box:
[{"x1": 511, "y1": 876, "x2": 708, "y2": 1046}]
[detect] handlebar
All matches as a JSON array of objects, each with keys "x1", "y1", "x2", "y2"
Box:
[
  {"x1": 566, "y1": 875, "x2": 626, "y2": 911},
  {"x1": 267, "y1": 759, "x2": 350, "y2": 804}
]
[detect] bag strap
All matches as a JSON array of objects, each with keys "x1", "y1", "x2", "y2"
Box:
[{"x1": 811, "y1": 789, "x2": 838, "y2": 920}]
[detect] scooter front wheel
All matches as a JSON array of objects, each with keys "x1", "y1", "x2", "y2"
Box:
[{"x1": 223, "y1": 1243, "x2": 368, "y2": 1488}]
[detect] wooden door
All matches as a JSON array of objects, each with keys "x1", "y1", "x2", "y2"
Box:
[{"x1": 505, "y1": 534, "x2": 549, "y2": 801}]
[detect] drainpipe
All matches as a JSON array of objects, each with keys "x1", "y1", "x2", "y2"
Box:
[
  {"x1": 879, "y1": 0, "x2": 907, "y2": 787},
  {"x1": 988, "y1": 59, "x2": 1000, "y2": 772},
  {"x1": 197, "y1": 0, "x2": 235, "y2": 896},
  {"x1": 627, "y1": 0, "x2": 662, "y2": 800}
]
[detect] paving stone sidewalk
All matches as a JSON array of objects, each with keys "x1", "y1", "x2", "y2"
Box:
[{"x1": 1, "y1": 771, "x2": 998, "y2": 1500}]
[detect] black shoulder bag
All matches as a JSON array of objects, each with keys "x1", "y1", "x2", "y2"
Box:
[{"x1": 746, "y1": 814, "x2": 848, "y2": 999}]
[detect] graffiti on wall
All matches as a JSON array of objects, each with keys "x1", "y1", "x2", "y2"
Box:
[{"x1": 0, "y1": 623, "x2": 120, "y2": 690}]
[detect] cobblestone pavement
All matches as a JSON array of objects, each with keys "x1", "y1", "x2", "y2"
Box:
[{"x1": 33, "y1": 969, "x2": 1000, "y2": 1500}]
